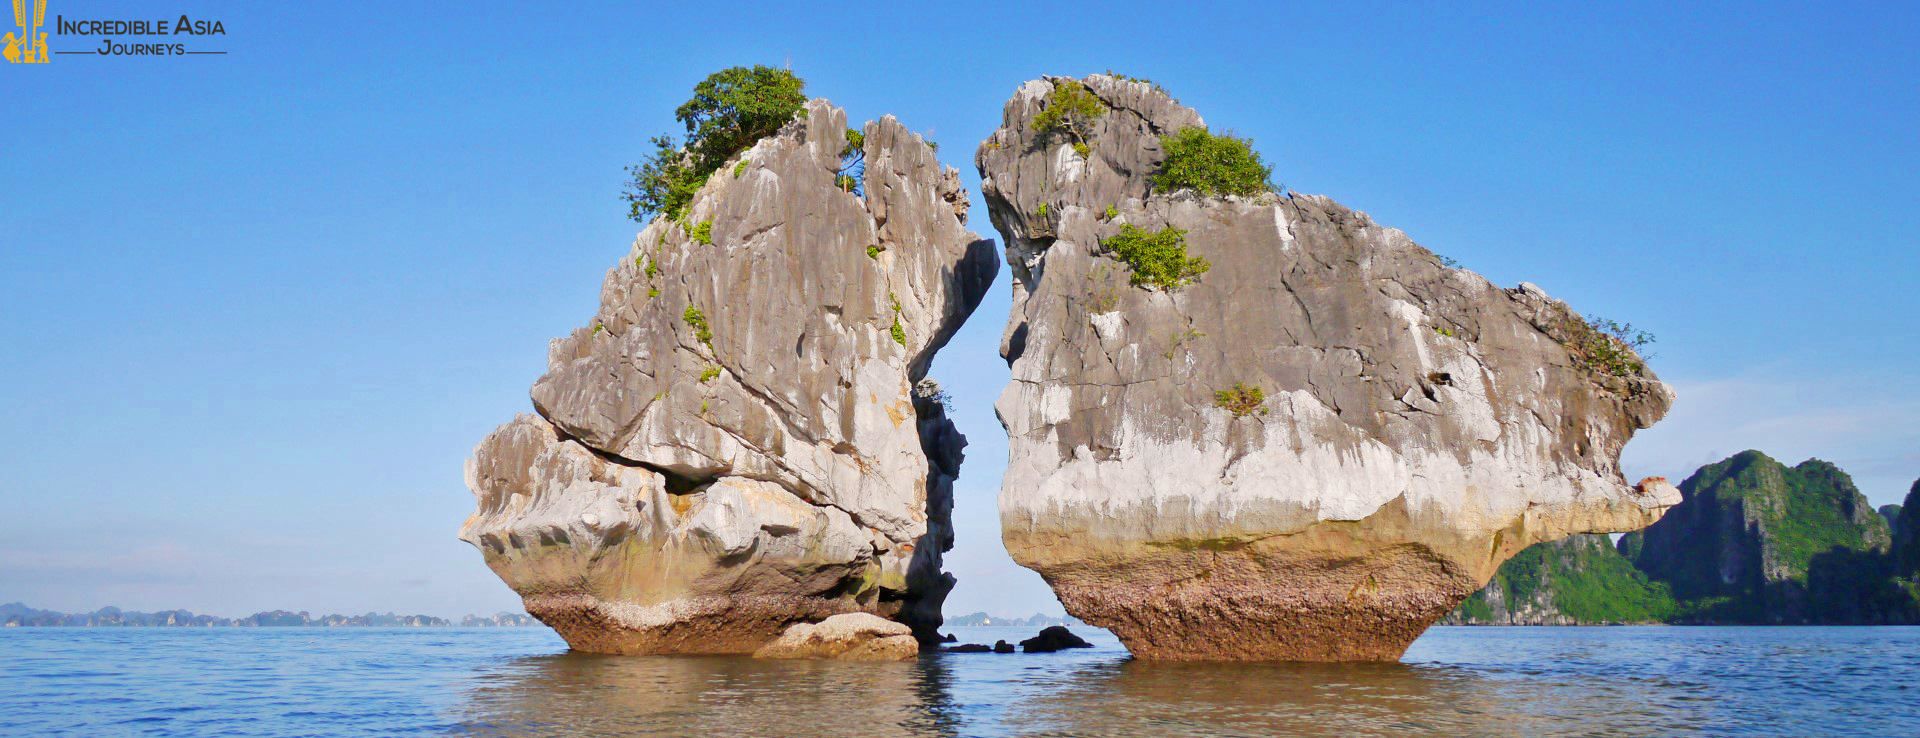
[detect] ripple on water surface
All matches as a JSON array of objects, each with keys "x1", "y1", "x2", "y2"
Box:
[{"x1": 1, "y1": 625, "x2": 1916, "y2": 736}]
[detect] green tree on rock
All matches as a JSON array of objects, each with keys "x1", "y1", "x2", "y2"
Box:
[
  {"x1": 624, "y1": 66, "x2": 808, "y2": 223},
  {"x1": 677, "y1": 66, "x2": 808, "y2": 171},
  {"x1": 1031, "y1": 79, "x2": 1107, "y2": 151}
]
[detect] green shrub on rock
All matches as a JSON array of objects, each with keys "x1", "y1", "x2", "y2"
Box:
[
  {"x1": 1103, "y1": 70, "x2": 1165, "y2": 94},
  {"x1": 1098, "y1": 224, "x2": 1211, "y2": 290},
  {"x1": 888, "y1": 293, "x2": 907, "y2": 347},
  {"x1": 691, "y1": 220, "x2": 714, "y2": 246},
  {"x1": 683, "y1": 305, "x2": 713, "y2": 347},
  {"x1": 1213, "y1": 383, "x2": 1267, "y2": 417},
  {"x1": 1564, "y1": 314, "x2": 1654, "y2": 378},
  {"x1": 1152, "y1": 126, "x2": 1273, "y2": 197}
]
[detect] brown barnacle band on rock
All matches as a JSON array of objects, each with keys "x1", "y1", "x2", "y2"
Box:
[
  {"x1": 978, "y1": 73, "x2": 1679, "y2": 661},
  {"x1": 460, "y1": 94, "x2": 998, "y2": 655}
]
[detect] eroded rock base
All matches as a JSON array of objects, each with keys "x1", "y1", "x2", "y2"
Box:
[
  {"x1": 1039, "y1": 543, "x2": 1478, "y2": 662},
  {"x1": 524, "y1": 593, "x2": 879, "y2": 655}
]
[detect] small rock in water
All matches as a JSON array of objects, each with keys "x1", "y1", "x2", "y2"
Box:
[
  {"x1": 946, "y1": 643, "x2": 993, "y2": 653},
  {"x1": 752, "y1": 613, "x2": 919, "y2": 661},
  {"x1": 940, "y1": 633, "x2": 957, "y2": 643},
  {"x1": 1019, "y1": 626, "x2": 1093, "y2": 653},
  {"x1": 992, "y1": 640, "x2": 1015, "y2": 654}
]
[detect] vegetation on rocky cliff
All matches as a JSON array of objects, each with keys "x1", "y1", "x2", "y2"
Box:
[
  {"x1": 1097, "y1": 224, "x2": 1210, "y2": 290},
  {"x1": 1565, "y1": 314, "x2": 1655, "y2": 378},
  {"x1": 1624, "y1": 450, "x2": 1893, "y2": 622},
  {"x1": 1151, "y1": 127, "x2": 1273, "y2": 197},
  {"x1": 1212, "y1": 383, "x2": 1267, "y2": 418},
  {"x1": 1031, "y1": 79, "x2": 1107, "y2": 149},
  {"x1": 625, "y1": 65, "x2": 808, "y2": 223}
]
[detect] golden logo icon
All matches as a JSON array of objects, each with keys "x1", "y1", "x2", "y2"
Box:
[{"x1": 5, "y1": 0, "x2": 48, "y2": 63}]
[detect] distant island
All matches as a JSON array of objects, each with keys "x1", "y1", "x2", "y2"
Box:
[
  {"x1": 0, "y1": 602, "x2": 539, "y2": 628},
  {"x1": 1444, "y1": 450, "x2": 1920, "y2": 625},
  {"x1": 942, "y1": 612, "x2": 1084, "y2": 628}
]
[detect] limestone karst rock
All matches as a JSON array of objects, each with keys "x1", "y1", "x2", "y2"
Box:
[
  {"x1": 752, "y1": 612, "x2": 920, "y2": 661},
  {"x1": 1619, "y1": 450, "x2": 1899, "y2": 623},
  {"x1": 977, "y1": 74, "x2": 1679, "y2": 661},
  {"x1": 461, "y1": 99, "x2": 997, "y2": 654},
  {"x1": 1449, "y1": 452, "x2": 1918, "y2": 626}
]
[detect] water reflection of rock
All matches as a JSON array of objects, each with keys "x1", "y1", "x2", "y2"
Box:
[
  {"x1": 451, "y1": 652, "x2": 959, "y2": 737},
  {"x1": 451, "y1": 639, "x2": 1689, "y2": 735},
  {"x1": 1004, "y1": 659, "x2": 1671, "y2": 736}
]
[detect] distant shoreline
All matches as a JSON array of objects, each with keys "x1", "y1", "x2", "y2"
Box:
[
  {"x1": 2, "y1": 623, "x2": 540, "y2": 628},
  {"x1": 0, "y1": 602, "x2": 539, "y2": 628}
]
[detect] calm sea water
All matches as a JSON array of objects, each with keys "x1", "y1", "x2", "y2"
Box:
[{"x1": 2, "y1": 624, "x2": 1916, "y2": 736}]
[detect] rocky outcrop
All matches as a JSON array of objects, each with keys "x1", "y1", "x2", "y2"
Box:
[
  {"x1": 1018, "y1": 625, "x2": 1093, "y2": 652},
  {"x1": 461, "y1": 99, "x2": 997, "y2": 654},
  {"x1": 1620, "y1": 451, "x2": 1903, "y2": 623},
  {"x1": 978, "y1": 74, "x2": 1677, "y2": 661},
  {"x1": 752, "y1": 612, "x2": 919, "y2": 661}
]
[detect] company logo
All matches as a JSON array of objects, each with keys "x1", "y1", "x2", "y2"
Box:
[
  {"x1": 7, "y1": 1, "x2": 229, "y2": 61},
  {"x1": 5, "y1": 0, "x2": 48, "y2": 63}
]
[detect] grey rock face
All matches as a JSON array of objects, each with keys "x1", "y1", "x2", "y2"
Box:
[
  {"x1": 461, "y1": 100, "x2": 997, "y2": 653},
  {"x1": 978, "y1": 75, "x2": 1676, "y2": 661}
]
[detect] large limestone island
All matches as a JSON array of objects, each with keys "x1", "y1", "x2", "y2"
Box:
[
  {"x1": 978, "y1": 74, "x2": 1678, "y2": 661},
  {"x1": 460, "y1": 98, "x2": 997, "y2": 654}
]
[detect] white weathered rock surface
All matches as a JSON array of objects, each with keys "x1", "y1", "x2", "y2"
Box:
[
  {"x1": 461, "y1": 99, "x2": 996, "y2": 654},
  {"x1": 752, "y1": 612, "x2": 919, "y2": 661},
  {"x1": 977, "y1": 75, "x2": 1678, "y2": 660}
]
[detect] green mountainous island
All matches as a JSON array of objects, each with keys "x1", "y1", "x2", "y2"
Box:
[{"x1": 1445, "y1": 450, "x2": 1920, "y2": 625}]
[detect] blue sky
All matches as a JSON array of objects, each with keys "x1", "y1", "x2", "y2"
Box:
[{"x1": 3, "y1": 0, "x2": 1915, "y2": 619}]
